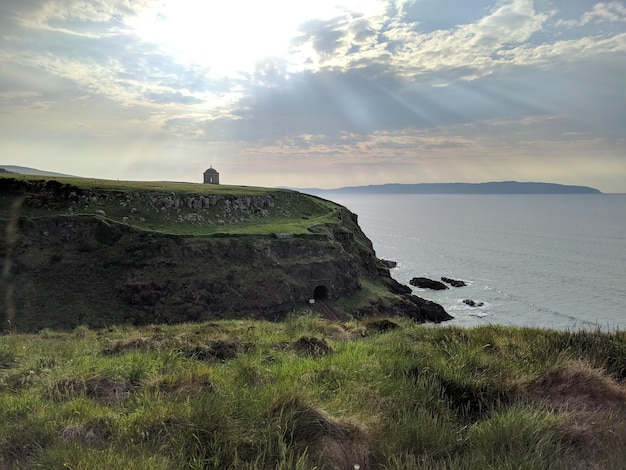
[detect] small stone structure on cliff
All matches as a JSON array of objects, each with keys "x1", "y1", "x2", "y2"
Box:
[{"x1": 203, "y1": 166, "x2": 220, "y2": 185}]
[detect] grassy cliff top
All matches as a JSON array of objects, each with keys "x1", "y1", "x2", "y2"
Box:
[
  {"x1": 0, "y1": 174, "x2": 342, "y2": 236},
  {"x1": 1, "y1": 316, "x2": 625, "y2": 468}
]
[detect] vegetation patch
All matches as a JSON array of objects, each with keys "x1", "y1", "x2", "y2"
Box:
[
  {"x1": 291, "y1": 336, "x2": 334, "y2": 357},
  {"x1": 270, "y1": 393, "x2": 371, "y2": 469},
  {"x1": 180, "y1": 337, "x2": 251, "y2": 361},
  {"x1": 47, "y1": 377, "x2": 135, "y2": 405},
  {"x1": 527, "y1": 361, "x2": 626, "y2": 412},
  {"x1": 0, "y1": 174, "x2": 340, "y2": 236},
  {"x1": 1, "y1": 316, "x2": 626, "y2": 468},
  {"x1": 0, "y1": 343, "x2": 16, "y2": 369},
  {"x1": 364, "y1": 317, "x2": 401, "y2": 333}
]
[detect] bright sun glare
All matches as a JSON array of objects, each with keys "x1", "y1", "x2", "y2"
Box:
[{"x1": 128, "y1": 0, "x2": 386, "y2": 76}]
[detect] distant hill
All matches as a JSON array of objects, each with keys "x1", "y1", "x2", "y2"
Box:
[
  {"x1": 298, "y1": 181, "x2": 602, "y2": 195},
  {"x1": 0, "y1": 165, "x2": 75, "y2": 178}
]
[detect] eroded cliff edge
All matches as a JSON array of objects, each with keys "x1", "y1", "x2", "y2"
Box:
[{"x1": 0, "y1": 176, "x2": 452, "y2": 331}]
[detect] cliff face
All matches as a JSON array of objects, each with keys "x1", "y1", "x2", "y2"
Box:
[{"x1": 1, "y1": 177, "x2": 451, "y2": 331}]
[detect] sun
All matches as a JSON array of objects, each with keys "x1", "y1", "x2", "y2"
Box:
[
  {"x1": 127, "y1": 1, "x2": 306, "y2": 76},
  {"x1": 127, "y1": 2, "x2": 283, "y2": 75},
  {"x1": 127, "y1": 0, "x2": 385, "y2": 77}
]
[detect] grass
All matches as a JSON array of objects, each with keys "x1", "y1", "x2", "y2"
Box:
[
  {"x1": 2, "y1": 174, "x2": 625, "y2": 467},
  {"x1": 0, "y1": 174, "x2": 341, "y2": 236},
  {"x1": 1, "y1": 315, "x2": 625, "y2": 469}
]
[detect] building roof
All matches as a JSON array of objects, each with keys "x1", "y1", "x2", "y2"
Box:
[{"x1": 204, "y1": 166, "x2": 219, "y2": 174}]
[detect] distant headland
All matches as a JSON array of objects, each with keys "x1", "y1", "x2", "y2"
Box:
[
  {"x1": 298, "y1": 181, "x2": 602, "y2": 195},
  {"x1": 0, "y1": 165, "x2": 74, "y2": 178},
  {"x1": 2, "y1": 166, "x2": 602, "y2": 195}
]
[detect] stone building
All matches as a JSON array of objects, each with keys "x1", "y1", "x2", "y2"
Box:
[{"x1": 203, "y1": 166, "x2": 220, "y2": 185}]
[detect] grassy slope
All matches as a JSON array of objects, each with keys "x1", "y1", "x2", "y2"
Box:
[
  {"x1": 1, "y1": 316, "x2": 625, "y2": 469},
  {"x1": 0, "y1": 175, "x2": 341, "y2": 235}
]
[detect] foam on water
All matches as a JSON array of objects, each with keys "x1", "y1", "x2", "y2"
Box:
[{"x1": 324, "y1": 193, "x2": 626, "y2": 331}]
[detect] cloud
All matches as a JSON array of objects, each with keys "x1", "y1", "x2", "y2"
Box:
[
  {"x1": 144, "y1": 91, "x2": 204, "y2": 105},
  {"x1": 10, "y1": 0, "x2": 151, "y2": 28},
  {"x1": 3, "y1": 0, "x2": 621, "y2": 125},
  {"x1": 0, "y1": 0, "x2": 624, "y2": 191},
  {"x1": 581, "y1": 2, "x2": 626, "y2": 24}
]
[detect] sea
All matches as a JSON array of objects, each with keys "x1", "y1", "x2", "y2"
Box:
[{"x1": 321, "y1": 193, "x2": 626, "y2": 331}]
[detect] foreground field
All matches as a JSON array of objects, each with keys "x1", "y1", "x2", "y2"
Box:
[{"x1": 1, "y1": 314, "x2": 626, "y2": 469}]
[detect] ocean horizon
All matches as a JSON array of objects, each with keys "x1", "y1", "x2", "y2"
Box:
[{"x1": 323, "y1": 193, "x2": 626, "y2": 331}]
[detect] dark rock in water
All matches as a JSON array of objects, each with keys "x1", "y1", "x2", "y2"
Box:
[
  {"x1": 381, "y1": 259, "x2": 397, "y2": 268},
  {"x1": 410, "y1": 277, "x2": 449, "y2": 290},
  {"x1": 441, "y1": 276, "x2": 466, "y2": 287},
  {"x1": 403, "y1": 294, "x2": 454, "y2": 322},
  {"x1": 463, "y1": 299, "x2": 484, "y2": 307}
]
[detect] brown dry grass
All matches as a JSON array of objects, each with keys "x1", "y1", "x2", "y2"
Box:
[
  {"x1": 291, "y1": 336, "x2": 335, "y2": 357},
  {"x1": 524, "y1": 360, "x2": 626, "y2": 468},
  {"x1": 270, "y1": 393, "x2": 372, "y2": 469},
  {"x1": 48, "y1": 377, "x2": 134, "y2": 405},
  {"x1": 527, "y1": 361, "x2": 626, "y2": 412}
]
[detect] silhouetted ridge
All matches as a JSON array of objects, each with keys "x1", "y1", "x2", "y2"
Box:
[{"x1": 299, "y1": 181, "x2": 601, "y2": 195}]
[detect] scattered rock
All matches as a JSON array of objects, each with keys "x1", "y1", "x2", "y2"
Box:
[
  {"x1": 95, "y1": 209, "x2": 106, "y2": 217},
  {"x1": 402, "y1": 294, "x2": 454, "y2": 323},
  {"x1": 441, "y1": 276, "x2": 467, "y2": 287},
  {"x1": 381, "y1": 259, "x2": 397, "y2": 268},
  {"x1": 409, "y1": 277, "x2": 449, "y2": 290},
  {"x1": 463, "y1": 299, "x2": 484, "y2": 307}
]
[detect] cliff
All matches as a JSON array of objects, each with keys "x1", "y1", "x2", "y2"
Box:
[{"x1": 0, "y1": 176, "x2": 451, "y2": 331}]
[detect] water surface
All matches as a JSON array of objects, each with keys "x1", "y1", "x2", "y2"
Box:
[{"x1": 324, "y1": 193, "x2": 626, "y2": 330}]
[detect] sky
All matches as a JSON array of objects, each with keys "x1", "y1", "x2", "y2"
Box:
[{"x1": 0, "y1": 0, "x2": 625, "y2": 191}]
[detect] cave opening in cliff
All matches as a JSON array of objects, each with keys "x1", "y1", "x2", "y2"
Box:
[{"x1": 313, "y1": 285, "x2": 329, "y2": 301}]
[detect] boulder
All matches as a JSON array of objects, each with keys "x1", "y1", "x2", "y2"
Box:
[
  {"x1": 463, "y1": 299, "x2": 484, "y2": 307},
  {"x1": 381, "y1": 259, "x2": 397, "y2": 268},
  {"x1": 403, "y1": 294, "x2": 454, "y2": 322},
  {"x1": 409, "y1": 277, "x2": 449, "y2": 290},
  {"x1": 441, "y1": 276, "x2": 466, "y2": 287}
]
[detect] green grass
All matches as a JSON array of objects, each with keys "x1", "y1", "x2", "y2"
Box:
[
  {"x1": 2, "y1": 174, "x2": 283, "y2": 196},
  {"x1": 1, "y1": 317, "x2": 625, "y2": 469},
  {"x1": 0, "y1": 174, "x2": 341, "y2": 236}
]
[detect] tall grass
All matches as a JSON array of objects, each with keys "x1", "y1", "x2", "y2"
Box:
[{"x1": 1, "y1": 319, "x2": 625, "y2": 469}]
